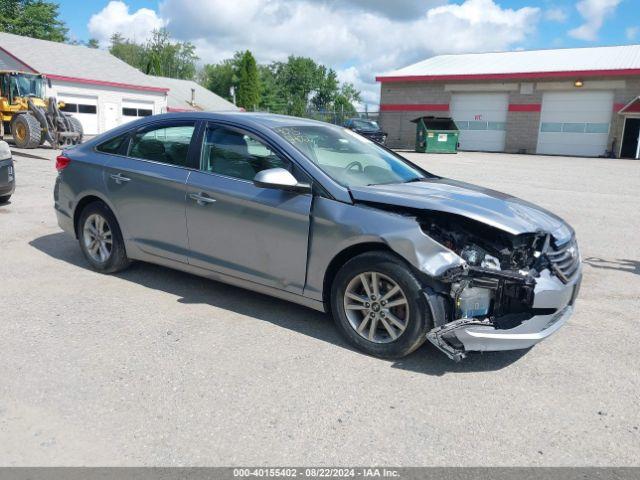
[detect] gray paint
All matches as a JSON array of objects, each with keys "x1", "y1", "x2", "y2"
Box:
[{"x1": 55, "y1": 112, "x2": 579, "y2": 354}]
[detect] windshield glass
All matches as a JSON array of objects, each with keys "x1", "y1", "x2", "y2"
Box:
[
  {"x1": 11, "y1": 74, "x2": 45, "y2": 98},
  {"x1": 351, "y1": 119, "x2": 379, "y2": 130},
  {"x1": 275, "y1": 125, "x2": 426, "y2": 187}
]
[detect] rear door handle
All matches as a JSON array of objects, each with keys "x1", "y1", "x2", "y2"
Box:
[
  {"x1": 189, "y1": 192, "x2": 217, "y2": 206},
  {"x1": 110, "y1": 173, "x2": 131, "y2": 184}
]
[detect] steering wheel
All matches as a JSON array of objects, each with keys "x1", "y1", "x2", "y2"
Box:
[{"x1": 345, "y1": 161, "x2": 363, "y2": 172}]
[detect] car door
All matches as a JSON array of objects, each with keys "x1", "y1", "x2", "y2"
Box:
[
  {"x1": 103, "y1": 120, "x2": 198, "y2": 263},
  {"x1": 185, "y1": 123, "x2": 312, "y2": 294}
]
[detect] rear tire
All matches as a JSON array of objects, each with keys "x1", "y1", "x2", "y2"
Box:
[
  {"x1": 330, "y1": 251, "x2": 432, "y2": 359},
  {"x1": 66, "y1": 115, "x2": 84, "y2": 145},
  {"x1": 78, "y1": 202, "x2": 130, "y2": 273},
  {"x1": 11, "y1": 114, "x2": 42, "y2": 149}
]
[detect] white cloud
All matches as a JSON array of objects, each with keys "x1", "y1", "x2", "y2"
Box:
[
  {"x1": 545, "y1": 7, "x2": 568, "y2": 22},
  {"x1": 568, "y1": 0, "x2": 621, "y2": 41},
  {"x1": 626, "y1": 26, "x2": 639, "y2": 41},
  {"x1": 90, "y1": 0, "x2": 540, "y2": 107},
  {"x1": 88, "y1": 1, "x2": 165, "y2": 46}
]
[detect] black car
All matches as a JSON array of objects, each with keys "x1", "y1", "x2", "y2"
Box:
[
  {"x1": 343, "y1": 118, "x2": 387, "y2": 145},
  {"x1": 0, "y1": 141, "x2": 15, "y2": 203}
]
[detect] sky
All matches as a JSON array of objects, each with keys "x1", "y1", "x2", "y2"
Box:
[{"x1": 57, "y1": 0, "x2": 640, "y2": 108}]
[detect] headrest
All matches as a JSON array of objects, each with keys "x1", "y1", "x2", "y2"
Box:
[{"x1": 137, "y1": 139, "x2": 165, "y2": 155}]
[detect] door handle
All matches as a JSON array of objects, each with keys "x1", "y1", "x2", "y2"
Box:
[
  {"x1": 189, "y1": 192, "x2": 217, "y2": 206},
  {"x1": 110, "y1": 173, "x2": 131, "y2": 184}
]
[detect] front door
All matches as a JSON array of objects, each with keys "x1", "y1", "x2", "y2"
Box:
[
  {"x1": 185, "y1": 123, "x2": 312, "y2": 294},
  {"x1": 621, "y1": 118, "x2": 640, "y2": 159},
  {"x1": 103, "y1": 120, "x2": 197, "y2": 263}
]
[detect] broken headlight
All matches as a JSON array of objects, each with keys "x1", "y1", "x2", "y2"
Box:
[{"x1": 460, "y1": 244, "x2": 501, "y2": 270}]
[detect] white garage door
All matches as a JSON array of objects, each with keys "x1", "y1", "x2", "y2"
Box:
[
  {"x1": 58, "y1": 94, "x2": 98, "y2": 135},
  {"x1": 121, "y1": 100, "x2": 155, "y2": 125},
  {"x1": 451, "y1": 93, "x2": 508, "y2": 152},
  {"x1": 536, "y1": 91, "x2": 614, "y2": 157}
]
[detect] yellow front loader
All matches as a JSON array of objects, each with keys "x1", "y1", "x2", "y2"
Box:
[{"x1": 0, "y1": 71, "x2": 82, "y2": 149}]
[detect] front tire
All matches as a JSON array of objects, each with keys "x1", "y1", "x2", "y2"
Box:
[
  {"x1": 0, "y1": 195, "x2": 11, "y2": 204},
  {"x1": 330, "y1": 251, "x2": 432, "y2": 359},
  {"x1": 78, "y1": 202, "x2": 130, "y2": 273},
  {"x1": 11, "y1": 114, "x2": 42, "y2": 149},
  {"x1": 66, "y1": 115, "x2": 84, "y2": 145}
]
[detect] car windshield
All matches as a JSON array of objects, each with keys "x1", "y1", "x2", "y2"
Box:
[
  {"x1": 351, "y1": 119, "x2": 379, "y2": 130},
  {"x1": 275, "y1": 125, "x2": 426, "y2": 187}
]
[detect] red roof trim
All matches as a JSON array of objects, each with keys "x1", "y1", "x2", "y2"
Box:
[
  {"x1": 380, "y1": 103, "x2": 449, "y2": 112},
  {"x1": 508, "y1": 104, "x2": 541, "y2": 112},
  {"x1": 0, "y1": 46, "x2": 37, "y2": 73},
  {"x1": 617, "y1": 97, "x2": 640, "y2": 113},
  {"x1": 376, "y1": 68, "x2": 640, "y2": 83},
  {"x1": 46, "y1": 74, "x2": 169, "y2": 93}
]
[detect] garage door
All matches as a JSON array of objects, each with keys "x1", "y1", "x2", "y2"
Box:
[
  {"x1": 536, "y1": 91, "x2": 613, "y2": 157},
  {"x1": 450, "y1": 93, "x2": 508, "y2": 152},
  {"x1": 58, "y1": 94, "x2": 98, "y2": 135},
  {"x1": 121, "y1": 100, "x2": 154, "y2": 125}
]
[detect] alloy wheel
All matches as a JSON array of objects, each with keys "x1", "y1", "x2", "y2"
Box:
[
  {"x1": 343, "y1": 271, "x2": 410, "y2": 343},
  {"x1": 83, "y1": 213, "x2": 113, "y2": 263}
]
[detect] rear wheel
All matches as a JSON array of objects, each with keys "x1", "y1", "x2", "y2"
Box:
[
  {"x1": 330, "y1": 251, "x2": 432, "y2": 359},
  {"x1": 78, "y1": 202, "x2": 130, "y2": 273},
  {"x1": 11, "y1": 114, "x2": 42, "y2": 149},
  {"x1": 66, "y1": 115, "x2": 84, "y2": 145}
]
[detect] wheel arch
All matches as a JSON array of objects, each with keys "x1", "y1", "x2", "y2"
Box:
[
  {"x1": 322, "y1": 242, "x2": 400, "y2": 306},
  {"x1": 73, "y1": 194, "x2": 117, "y2": 238}
]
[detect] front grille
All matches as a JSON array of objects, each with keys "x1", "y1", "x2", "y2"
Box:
[{"x1": 547, "y1": 237, "x2": 580, "y2": 283}]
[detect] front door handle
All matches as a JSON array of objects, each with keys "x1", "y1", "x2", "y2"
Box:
[
  {"x1": 110, "y1": 173, "x2": 131, "y2": 184},
  {"x1": 189, "y1": 192, "x2": 217, "y2": 206}
]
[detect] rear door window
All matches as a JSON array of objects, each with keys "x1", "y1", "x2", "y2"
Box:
[{"x1": 129, "y1": 123, "x2": 196, "y2": 167}]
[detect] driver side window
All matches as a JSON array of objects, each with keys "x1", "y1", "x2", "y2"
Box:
[{"x1": 201, "y1": 126, "x2": 290, "y2": 181}]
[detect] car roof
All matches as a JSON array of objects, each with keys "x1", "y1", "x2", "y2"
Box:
[{"x1": 147, "y1": 111, "x2": 333, "y2": 129}]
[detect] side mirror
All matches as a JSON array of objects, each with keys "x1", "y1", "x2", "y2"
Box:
[
  {"x1": 0, "y1": 141, "x2": 11, "y2": 161},
  {"x1": 253, "y1": 168, "x2": 311, "y2": 194},
  {"x1": 47, "y1": 77, "x2": 52, "y2": 89}
]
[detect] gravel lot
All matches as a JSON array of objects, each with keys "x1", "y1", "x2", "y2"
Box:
[{"x1": 1, "y1": 146, "x2": 639, "y2": 466}]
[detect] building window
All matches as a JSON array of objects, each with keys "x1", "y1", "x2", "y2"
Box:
[
  {"x1": 123, "y1": 107, "x2": 154, "y2": 117},
  {"x1": 60, "y1": 103, "x2": 78, "y2": 113},
  {"x1": 541, "y1": 122, "x2": 610, "y2": 134},
  {"x1": 78, "y1": 104, "x2": 97, "y2": 114}
]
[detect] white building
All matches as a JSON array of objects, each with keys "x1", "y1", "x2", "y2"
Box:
[{"x1": 0, "y1": 32, "x2": 238, "y2": 136}]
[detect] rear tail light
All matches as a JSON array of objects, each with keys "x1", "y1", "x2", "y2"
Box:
[{"x1": 55, "y1": 155, "x2": 71, "y2": 171}]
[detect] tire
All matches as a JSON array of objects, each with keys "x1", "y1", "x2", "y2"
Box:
[
  {"x1": 66, "y1": 115, "x2": 84, "y2": 144},
  {"x1": 330, "y1": 251, "x2": 432, "y2": 359},
  {"x1": 0, "y1": 195, "x2": 10, "y2": 204},
  {"x1": 78, "y1": 201, "x2": 130, "y2": 273},
  {"x1": 11, "y1": 114, "x2": 42, "y2": 149}
]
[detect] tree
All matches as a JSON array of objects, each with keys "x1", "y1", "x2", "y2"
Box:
[
  {"x1": 311, "y1": 66, "x2": 339, "y2": 111},
  {"x1": 275, "y1": 56, "x2": 323, "y2": 116},
  {"x1": 0, "y1": 0, "x2": 68, "y2": 42},
  {"x1": 334, "y1": 83, "x2": 362, "y2": 117},
  {"x1": 86, "y1": 38, "x2": 100, "y2": 49},
  {"x1": 236, "y1": 51, "x2": 260, "y2": 110},
  {"x1": 109, "y1": 29, "x2": 198, "y2": 80},
  {"x1": 200, "y1": 52, "x2": 244, "y2": 103}
]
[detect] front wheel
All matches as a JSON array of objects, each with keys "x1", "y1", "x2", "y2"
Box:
[
  {"x1": 78, "y1": 202, "x2": 130, "y2": 273},
  {"x1": 330, "y1": 251, "x2": 433, "y2": 359}
]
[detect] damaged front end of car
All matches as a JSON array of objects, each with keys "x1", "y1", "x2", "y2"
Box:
[{"x1": 415, "y1": 211, "x2": 581, "y2": 361}]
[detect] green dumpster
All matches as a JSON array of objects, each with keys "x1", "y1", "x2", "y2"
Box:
[{"x1": 412, "y1": 116, "x2": 459, "y2": 153}]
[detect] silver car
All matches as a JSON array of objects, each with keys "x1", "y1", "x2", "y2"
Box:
[{"x1": 54, "y1": 113, "x2": 581, "y2": 361}]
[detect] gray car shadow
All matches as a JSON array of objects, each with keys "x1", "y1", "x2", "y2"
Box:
[{"x1": 30, "y1": 232, "x2": 528, "y2": 376}]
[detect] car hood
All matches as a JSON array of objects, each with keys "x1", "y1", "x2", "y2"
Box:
[{"x1": 349, "y1": 178, "x2": 573, "y2": 241}]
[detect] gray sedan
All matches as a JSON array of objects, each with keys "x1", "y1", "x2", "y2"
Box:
[
  {"x1": 54, "y1": 113, "x2": 581, "y2": 361},
  {"x1": 0, "y1": 141, "x2": 15, "y2": 203}
]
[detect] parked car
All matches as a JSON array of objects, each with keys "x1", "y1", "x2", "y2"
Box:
[
  {"x1": 0, "y1": 140, "x2": 15, "y2": 203},
  {"x1": 54, "y1": 113, "x2": 581, "y2": 361},
  {"x1": 344, "y1": 118, "x2": 387, "y2": 145}
]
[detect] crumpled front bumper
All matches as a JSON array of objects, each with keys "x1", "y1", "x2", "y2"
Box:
[
  {"x1": 426, "y1": 267, "x2": 582, "y2": 360},
  {"x1": 454, "y1": 268, "x2": 581, "y2": 352}
]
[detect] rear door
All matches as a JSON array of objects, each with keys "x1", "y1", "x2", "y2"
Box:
[
  {"x1": 103, "y1": 120, "x2": 197, "y2": 263},
  {"x1": 185, "y1": 123, "x2": 312, "y2": 293}
]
